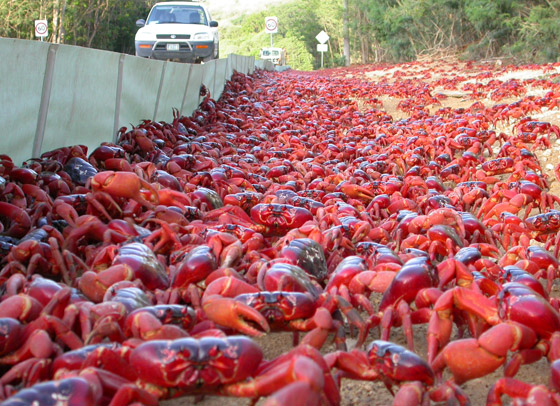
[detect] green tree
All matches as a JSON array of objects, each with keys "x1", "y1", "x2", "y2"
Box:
[
  {"x1": 0, "y1": 0, "x2": 42, "y2": 39},
  {"x1": 0, "y1": 0, "x2": 149, "y2": 52},
  {"x1": 510, "y1": 3, "x2": 560, "y2": 63},
  {"x1": 463, "y1": 0, "x2": 520, "y2": 59},
  {"x1": 276, "y1": 34, "x2": 314, "y2": 70},
  {"x1": 4, "y1": 0, "x2": 560, "y2": 67},
  {"x1": 221, "y1": 0, "x2": 347, "y2": 70},
  {"x1": 62, "y1": 0, "x2": 148, "y2": 51}
]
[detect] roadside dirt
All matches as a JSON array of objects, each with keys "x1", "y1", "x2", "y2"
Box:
[{"x1": 163, "y1": 60, "x2": 560, "y2": 406}]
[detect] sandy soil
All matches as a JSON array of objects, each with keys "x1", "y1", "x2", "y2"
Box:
[{"x1": 162, "y1": 59, "x2": 560, "y2": 406}]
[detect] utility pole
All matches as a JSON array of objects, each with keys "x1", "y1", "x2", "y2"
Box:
[{"x1": 343, "y1": 0, "x2": 350, "y2": 66}]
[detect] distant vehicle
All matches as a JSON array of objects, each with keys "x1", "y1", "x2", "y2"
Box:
[
  {"x1": 135, "y1": 0, "x2": 219, "y2": 63},
  {"x1": 260, "y1": 47, "x2": 286, "y2": 65}
]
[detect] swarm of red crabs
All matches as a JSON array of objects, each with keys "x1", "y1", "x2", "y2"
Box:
[{"x1": 2, "y1": 60, "x2": 560, "y2": 406}]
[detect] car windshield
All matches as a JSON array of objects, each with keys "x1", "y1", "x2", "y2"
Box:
[{"x1": 147, "y1": 5, "x2": 207, "y2": 25}]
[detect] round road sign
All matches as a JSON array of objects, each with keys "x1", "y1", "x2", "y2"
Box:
[
  {"x1": 35, "y1": 20, "x2": 48, "y2": 37},
  {"x1": 265, "y1": 16, "x2": 278, "y2": 34}
]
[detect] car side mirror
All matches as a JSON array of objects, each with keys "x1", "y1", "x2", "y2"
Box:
[
  {"x1": 209, "y1": 21, "x2": 218, "y2": 28},
  {"x1": 136, "y1": 19, "x2": 146, "y2": 27}
]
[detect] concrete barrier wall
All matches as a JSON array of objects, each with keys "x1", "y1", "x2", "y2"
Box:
[{"x1": 0, "y1": 38, "x2": 261, "y2": 165}]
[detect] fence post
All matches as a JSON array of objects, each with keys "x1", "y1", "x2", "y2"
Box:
[{"x1": 32, "y1": 44, "x2": 58, "y2": 158}]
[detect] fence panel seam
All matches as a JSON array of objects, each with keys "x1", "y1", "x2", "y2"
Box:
[
  {"x1": 32, "y1": 43, "x2": 58, "y2": 158},
  {"x1": 153, "y1": 61, "x2": 168, "y2": 121},
  {"x1": 113, "y1": 53, "x2": 126, "y2": 142}
]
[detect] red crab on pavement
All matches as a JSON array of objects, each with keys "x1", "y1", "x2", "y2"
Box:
[
  {"x1": 87, "y1": 170, "x2": 160, "y2": 214},
  {"x1": 94, "y1": 336, "x2": 340, "y2": 405},
  {"x1": 324, "y1": 255, "x2": 396, "y2": 316},
  {"x1": 232, "y1": 288, "x2": 363, "y2": 350},
  {"x1": 429, "y1": 282, "x2": 560, "y2": 384},
  {"x1": 486, "y1": 359, "x2": 560, "y2": 406},
  {"x1": 0, "y1": 367, "x2": 158, "y2": 406},
  {"x1": 78, "y1": 242, "x2": 169, "y2": 303},
  {"x1": 524, "y1": 211, "x2": 560, "y2": 256},
  {"x1": 84, "y1": 304, "x2": 201, "y2": 345},
  {"x1": 250, "y1": 203, "x2": 314, "y2": 236},
  {"x1": 201, "y1": 261, "x2": 367, "y2": 350},
  {"x1": 0, "y1": 231, "x2": 86, "y2": 286},
  {"x1": 326, "y1": 340, "x2": 469, "y2": 406},
  {"x1": 368, "y1": 255, "x2": 439, "y2": 351},
  {"x1": 514, "y1": 119, "x2": 560, "y2": 150}
]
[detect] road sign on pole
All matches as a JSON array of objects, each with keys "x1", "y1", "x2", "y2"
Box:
[
  {"x1": 317, "y1": 43, "x2": 328, "y2": 68},
  {"x1": 316, "y1": 30, "x2": 329, "y2": 44},
  {"x1": 265, "y1": 16, "x2": 278, "y2": 34},
  {"x1": 316, "y1": 31, "x2": 329, "y2": 68},
  {"x1": 35, "y1": 20, "x2": 48, "y2": 41},
  {"x1": 265, "y1": 16, "x2": 278, "y2": 48}
]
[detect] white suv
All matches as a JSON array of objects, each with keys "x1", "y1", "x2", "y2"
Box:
[{"x1": 135, "y1": 1, "x2": 219, "y2": 63}]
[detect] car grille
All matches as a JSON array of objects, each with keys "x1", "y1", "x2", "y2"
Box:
[
  {"x1": 153, "y1": 42, "x2": 192, "y2": 51},
  {"x1": 156, "y1": 34, "x2": 190, "y2": 39}
]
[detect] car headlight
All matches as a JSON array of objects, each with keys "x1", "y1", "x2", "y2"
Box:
[{"x1": 193, "y1": 32, "x2": 211, "y2": 40}]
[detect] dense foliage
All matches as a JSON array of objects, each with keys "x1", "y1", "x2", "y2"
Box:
[
  {"x1": 221, "y1": 0, "x2": 560, "y2": 69},
  {"x1": 0, "y1": 0, "x2": 151, "y2": 53},
  {"x1": 2, "y1": 0, "x2": 560, "y2": 69}
]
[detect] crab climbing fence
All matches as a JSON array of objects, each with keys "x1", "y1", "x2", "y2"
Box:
[{"x1": 0, "y1": 38, "x2": 272, "y2": 165}]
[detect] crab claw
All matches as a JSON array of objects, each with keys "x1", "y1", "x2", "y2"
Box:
[
  {"x1": 201, "y1": 276, "x2": 270, "y2": 336},
  {"x1": 262, "y1": 381, "x2": 321, "y2": 406},
  {"x1": 0, "y1": 202, "x2": 31, "y2": 238},
  {"x1": 78, "y1": 265, "x2": 134, "y2": 303},
  {"x1": 335, "y1": 181, "x2": 374, "y2": 202},
  {"x1": 203, "y1": 296, "x2": 270, "y2": 336},
  {"x1": 90, "y1": 171, "x2": 159, "y2": 209}
]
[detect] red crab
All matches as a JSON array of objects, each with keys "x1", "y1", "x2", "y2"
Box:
[
  {"x1": 94, "y1": 337, "x2": 340, "y2": 405},
  {"x1": 326, "y1": 340, "x2": 468, "y2": 406}
]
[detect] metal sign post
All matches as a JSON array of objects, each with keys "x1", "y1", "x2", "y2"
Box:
[
  {"x1": 264, "y1": 16, "x2": 278, "y2": 48},
  {"x1": 315, "y1": 30, "x2": 329, "y2": 68},
  {"x1": 317, "y1": 43, "x2": 328, "y2": 68}
]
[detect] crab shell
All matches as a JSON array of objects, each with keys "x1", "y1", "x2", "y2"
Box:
[
  {"x1": 367, "y1": 340, "x2": 435, "y2": 387},
  {"x1": 250, "y1": 203, "x2": 313, "y2": 236},
  {"x1": 130, "y1": 336, "x2": 263, "y2": 390},
  {"x1": 234, "y1": 291, "x2": 316, "y2": 330}
]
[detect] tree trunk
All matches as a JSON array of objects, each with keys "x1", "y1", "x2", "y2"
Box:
[
  {"x1": 343, "y1": 0, "x2": 350, "y2": 66},
  {"x1": 59, "y1": 0, "x2": 67, "y2": 43},
  {"x1": 358, "y1": 6, "x2": 369, "y2": 64},
  {"x1": 361, "y1": 36, "x2": 368, "y2": 64},
  {"x1": 87, "y1": 0, "x2": 111, "y2": 48},
  {"x1": 52, "y1": 0, "x2": 59, "y2": 43}
]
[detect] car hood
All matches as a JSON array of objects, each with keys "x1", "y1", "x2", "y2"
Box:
[{"x1": 136, "y1": 23, "x2": 213, "y2": 39}]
